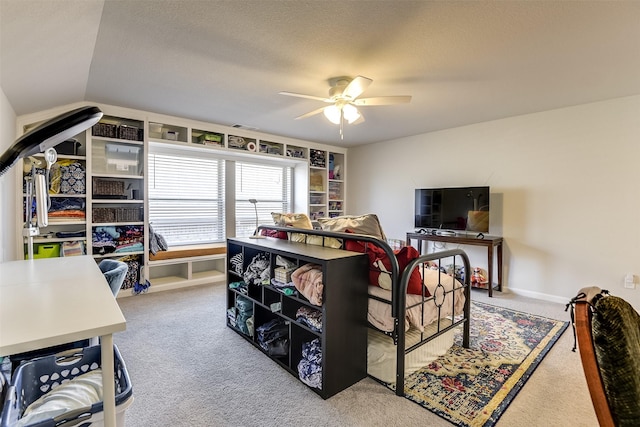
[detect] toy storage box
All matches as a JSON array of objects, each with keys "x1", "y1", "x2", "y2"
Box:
[{"x1": 0, "y1": 345, "x2": 132, "y2": 427}]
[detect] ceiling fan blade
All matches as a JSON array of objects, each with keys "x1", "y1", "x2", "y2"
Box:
[
  {"x1": 353, "y1": 96, "x2": 412, "y2": 106},
  {"x1": 342, "y1": 76, "x2": 373, "y2": 100},
  {"x1": 295, "y1": 106, "x2": 327, "y2": 120},
  {"x1": 279, "y1": 91, "x2": 331, "y2": 102}
]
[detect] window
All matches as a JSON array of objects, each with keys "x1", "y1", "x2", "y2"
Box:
[
  {"x1": 235, "y1": 161, "x2": 292, "y2": 237},
  {"x1": 148, "y1": 148, "x2": 225, "y2": 246}
]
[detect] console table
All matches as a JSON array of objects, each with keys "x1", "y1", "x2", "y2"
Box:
[{"x1": 406, "y1": 232, "x2": 503, "y2": 297}]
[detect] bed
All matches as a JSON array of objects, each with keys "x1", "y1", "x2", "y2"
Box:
[{"x1": 257, "y1": 219, "x2": 470, "y2": 396}]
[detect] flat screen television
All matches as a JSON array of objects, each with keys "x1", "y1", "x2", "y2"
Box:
[{"x1": 415, "y1": 186, "x2": 490, "y2": 232}]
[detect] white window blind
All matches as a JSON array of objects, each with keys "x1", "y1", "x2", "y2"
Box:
[
  {"x1": 235, "y1": 161, "x2": 292, "y2": 237},
  {"x1": 148, "y1": 150, "x2": 225, "y2": 245}
]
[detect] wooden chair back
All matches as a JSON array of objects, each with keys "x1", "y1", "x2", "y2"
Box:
[{"x1": 574, "y1": 301, "x2": 615, "y2": 427}]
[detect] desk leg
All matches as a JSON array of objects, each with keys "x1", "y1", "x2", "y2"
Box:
[
  {"x1": 487, "y1": 244, "x2": 494, "y2": 298},
  {"x1": 497, "y1": 242, "x2": 503, "y2": 292},
  {"x1": 409, "y1": 237, "x2": 424, "y2": 254},
  {"x1": 101, "y1": 334, "x2": 116, "y2": 427}
]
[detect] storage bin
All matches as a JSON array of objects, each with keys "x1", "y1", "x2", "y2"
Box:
[
  {"x1": 92, "y1": 123, "x2": 118, "y2": 139},
  {"x1": 310, "y1": 195, "x2": 323, "y2": 205},
  {"x1": 92, "y1": 207, "x2": 142, "y2": 223},
  {"x1": 162, "y1": 130, "x2": 179, "y2": 141},
  {"x1": 105, "y1": 144, "x2": 141, "y2": 175},
  {"x1": 197, "y1": 133, "x2": 223, "y2": 146},
  {"x1": 25, "y1": 244, "x2": 60, "y2": 259},
  {"x1": 92, "y1": 179, "x2": 125, "y2": 198},
  {"x1": 92, "y1": 208, "x2": 116, "y2": 223},
  {"x1": 117, "y1": 125, "x2": 140, "y2": 141},
  {"x1": 0, "y1": 345, "x2": 132, "y2": 427}
]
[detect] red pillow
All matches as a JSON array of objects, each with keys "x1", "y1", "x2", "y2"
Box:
[
  {"x1": 345, "y1": 235, "x2": 427, "y2": 296},
  {"x1": 260, "y1": 228, "x2": 288, "y2": 239}
]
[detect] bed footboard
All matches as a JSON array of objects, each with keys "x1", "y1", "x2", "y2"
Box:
[{"x1": 394, "y1": 249, "x2": 471, "y2": 395}]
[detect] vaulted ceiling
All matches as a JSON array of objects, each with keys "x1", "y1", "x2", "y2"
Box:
[{"x1": 2, "y1": 1, "x2": 639, "y2": 147}]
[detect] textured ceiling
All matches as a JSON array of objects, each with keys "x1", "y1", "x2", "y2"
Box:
[{"x1": 2, "y1": 0, "x2": 639, "y2": 147}]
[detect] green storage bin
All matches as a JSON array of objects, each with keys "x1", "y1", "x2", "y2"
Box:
[
  {"x1": 26, "y1": 243, "x2": 60, "y2": 259},
  {"x1": 197, "y1": 132, "x2": 223, "y2": 145}
]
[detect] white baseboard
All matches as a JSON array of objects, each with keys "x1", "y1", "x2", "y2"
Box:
[{"x1": 505, "y1": 287, "x2": 569, "y2": 305}]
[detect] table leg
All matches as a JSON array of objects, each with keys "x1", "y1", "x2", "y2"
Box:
[
  {"x1": 487, "y1": 244, "x2": 494, "y2": 297},
  {"x1": 101, "y1": 334, "x2": 116, "y2": 427},
  {"x1": 497, "y1": 242, "x2": 503, "y2": 292}
]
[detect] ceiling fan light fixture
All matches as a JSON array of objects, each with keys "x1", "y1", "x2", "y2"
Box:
[
  {"x1": 342, "y1": 104, "x2": 360, "y2": 124},
  {"x1": 323, "y1": 105, "x2": 341, "y2": 124}
]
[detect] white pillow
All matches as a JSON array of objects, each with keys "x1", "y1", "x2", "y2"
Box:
[{"x1": 317, "y1": 214, "x2": 386, "y2": 240}]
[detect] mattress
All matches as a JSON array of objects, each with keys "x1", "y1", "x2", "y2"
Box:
[{"x1": 367, "y1": 319, "x2": 455, "y2": 384}]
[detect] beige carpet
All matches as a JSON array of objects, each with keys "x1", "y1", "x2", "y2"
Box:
[{"x1": 113, "y1": 285, "x2": 598, "y2": 426}]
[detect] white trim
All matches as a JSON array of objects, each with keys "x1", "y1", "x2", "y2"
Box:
[{"x1": 506, "y1": 287, "x2": 570, "y2": 305}]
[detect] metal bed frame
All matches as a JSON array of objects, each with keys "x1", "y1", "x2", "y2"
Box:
[{"x1": 256, "y1": 225, "x2": 471, "y2": 395}]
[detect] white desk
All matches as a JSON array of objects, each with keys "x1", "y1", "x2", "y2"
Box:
[{"x1": 0, "y1": 256, "x2": 126, "y2": 427}]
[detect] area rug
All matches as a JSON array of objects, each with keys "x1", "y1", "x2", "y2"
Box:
[{"x1": 389, "y1": 301, "x2": 569, "y2": 427}]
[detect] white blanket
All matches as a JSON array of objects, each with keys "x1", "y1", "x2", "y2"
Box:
[{"x1": 17, "y1": 369, "x2": 103, "y2": 427}]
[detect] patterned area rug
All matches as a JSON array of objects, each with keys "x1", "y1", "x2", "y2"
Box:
[{"x1": 390, "y1": 301, "x2": 568, "y2": 427}]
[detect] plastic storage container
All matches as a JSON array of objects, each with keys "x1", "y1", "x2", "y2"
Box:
[
  {"x1": 0, "y1": 345, "x2": 132, "y2": 427},
  {"x1": 25, "y1": 244, "x2": 60, "y2": 260},
  {"x1": 105, "y1": 144, "x2": 141, "y2": 175}
]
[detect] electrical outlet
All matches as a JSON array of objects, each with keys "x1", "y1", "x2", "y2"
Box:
[{"x1": 624, "y1": 273, "x2": 635, "y2": 289}]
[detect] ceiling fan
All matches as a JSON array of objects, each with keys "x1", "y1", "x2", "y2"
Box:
[{"x1": 279, "y1": 75, "x2": 411, "y2": 139}]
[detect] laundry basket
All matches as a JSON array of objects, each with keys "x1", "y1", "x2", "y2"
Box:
[{"x1": 0, "y1": 345, "x2": 132, "y2": 427}]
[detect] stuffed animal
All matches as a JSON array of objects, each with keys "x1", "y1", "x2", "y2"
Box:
[{"x1": 471, "y1": 267, "x2": 488, "y2": 287}]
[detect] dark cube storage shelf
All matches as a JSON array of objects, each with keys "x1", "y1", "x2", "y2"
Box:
[{"x1": 226, "y1": 237, "x2": 368, "y2": 399}]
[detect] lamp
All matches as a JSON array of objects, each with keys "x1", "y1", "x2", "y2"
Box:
[
  {"x1": 342, "y1": 103, "x2": 361, "y2": 124},
  {"x1": 323, "y1": 102, "x2": 361, "y2": 140},
  {"x1": 323, "y1": 105, "x2": 341, "y2": 125},
  {"x1": 0, "y1": 106, "x2": 103, "y2": 177},
  {"x1": 323, "y1": 103, "x2": 361, "y2": 125},
  {"x1": 248, "y1": 198, "x2": 265, "y2": 239},
  {"x1": 0, "y1": 106, "x2": 103, "y2": 258}
]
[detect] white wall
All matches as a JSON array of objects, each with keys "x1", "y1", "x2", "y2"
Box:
[
  {"x1": 348, "y1": 96, "x2": 640, "y2": 307},
  {"x1": 0, "y1": 86, "x2": 17, "y2": 262}
]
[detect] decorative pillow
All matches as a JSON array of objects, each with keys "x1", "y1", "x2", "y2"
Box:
[
  {"x1": 270, "y1": 212, "x2": 312, "y2": 240},
  {"x1": 289, "y1": 233, "x2": 342, "y2": 249},
  {"x1": 317, "y1": 214, "x2": 386, "y2": 240},
  {"x1": 271, "y1": 213, "x2": 342, "y2": 247},
  {"x1": 345, "y1": 238, "x2": 425, "y2": 295},
  {"x1": 271, "y1": 212, "x2": 313, "y2": 229},
  {"x1": 261, "y1": 228, "x2": 288, "y2": 239},
  {"x1": 592, "y1": 295, "x2": 640, "y2": 426}
]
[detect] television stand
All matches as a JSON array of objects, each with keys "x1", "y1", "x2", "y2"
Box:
[{"x1": 406, "y1": 232, "x2": 503, "y2": 297}]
